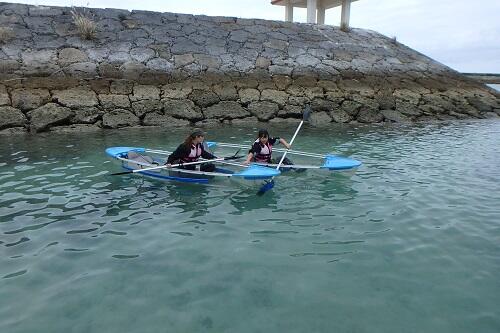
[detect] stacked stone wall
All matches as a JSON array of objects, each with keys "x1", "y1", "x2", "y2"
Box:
[{"x1": 0, "y1": 2, "x2": 498, "y2": 133}]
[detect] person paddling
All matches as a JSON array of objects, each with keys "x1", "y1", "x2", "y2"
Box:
[
  {"x1": 166, "y1": 129, "x2": 217, "y2": 172},
  {"x1": 243, "y1": 129, "x2": 292, "y2": 165}
]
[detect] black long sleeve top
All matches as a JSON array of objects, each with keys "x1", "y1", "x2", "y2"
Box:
[{"x1": 167, "y1": 143, "x2": 216, "y2": 164}]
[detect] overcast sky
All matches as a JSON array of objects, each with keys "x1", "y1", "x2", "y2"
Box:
[{"x1": 9, "y1": 0, "x2": 500, "y2": 73}]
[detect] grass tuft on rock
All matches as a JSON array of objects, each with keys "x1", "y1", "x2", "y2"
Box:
[
  {"x1": 71, "y1": 8, "x2": 97, "y2": 40},
  {"x1": 0, "y1": 27, "x2": 14, "y2": 44}
]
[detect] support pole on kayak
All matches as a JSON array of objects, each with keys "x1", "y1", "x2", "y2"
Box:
[{"x1": 257, "y1": 104, "x2": 311, "y2": 195}]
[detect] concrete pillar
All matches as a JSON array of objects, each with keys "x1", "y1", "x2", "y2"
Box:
[
  {"x1": 285, "y1": 0, "x2": 294, "y2": 22},
  {"x1": 307, "y1": 0, "x2": 317, "y2": 24},
  {"x1": 317, "y1": 6, "x2": 325, "y2": 25},
  {"x1": 341, "y1": 0, "x2": 351, "y2": 30}
]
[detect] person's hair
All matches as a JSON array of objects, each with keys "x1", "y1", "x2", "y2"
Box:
[
  {"x1": 257, "y1": 129, "x2": 269, "y2": 138},
  {"x1": 184, "y1": 129, "x2": 205, "y2": 146},
  {"x1": 184, "y1": 134, "x2": 195, "y2": 146}
]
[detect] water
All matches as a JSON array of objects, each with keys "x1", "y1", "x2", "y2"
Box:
[
  {"x1": 1, "y1": 120, "x2": 499, "y2": 333},
  {"x1": 487, "y1": 84, "x2": 500, "y2": 92}
]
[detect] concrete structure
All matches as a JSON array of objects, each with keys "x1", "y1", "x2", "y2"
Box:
[{"x1": 271, "y1": 0, "x2": 358, "y2": 27}]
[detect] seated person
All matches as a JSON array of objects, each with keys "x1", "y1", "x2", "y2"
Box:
[
  {"x1": 244, "y1": 129, "x2": 292, "y2": 165},
  {"x1": 166, "y1": 129, "x2": 217, "y2": 172}
]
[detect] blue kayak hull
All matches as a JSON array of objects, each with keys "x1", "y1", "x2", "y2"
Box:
[{"x1": 106, "y1": 146, "x2": 278, "y2": 187}]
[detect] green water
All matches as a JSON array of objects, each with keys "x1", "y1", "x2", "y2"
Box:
[{"x1": 1, "y1": 121, "x2": 499, "y2": 333}]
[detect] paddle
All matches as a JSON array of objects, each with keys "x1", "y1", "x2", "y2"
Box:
[
  {"x1": 257, "y1": 105, "x2": 312, "y2": 195},
  {"x1": 207, "y1": 142, "x2": 329, "y2": 159},
  {"x1": 111, "y1": 151, "x2": 242, "y2": 176}
]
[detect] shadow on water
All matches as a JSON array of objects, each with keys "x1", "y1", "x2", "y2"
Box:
[
  {"x1": 161, "y1": 181, "x2": 214, "y2": 218},
  {"x1": 103, "y1": 164, "x2": 287, "y2": 221},
  {"x1": 277, "y1": 170, "x2": 360, "y2": 203},
  {"x1": 229, "y1": 189, "x2": 279, "y2": 214}
]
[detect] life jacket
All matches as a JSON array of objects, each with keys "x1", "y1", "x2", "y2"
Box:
[
  {"x1": 181, "y1": 144, "x2": 203, "y2": 163},
  {"x1": 254, "y1": 139, "x2": 273, "y2": 163}
]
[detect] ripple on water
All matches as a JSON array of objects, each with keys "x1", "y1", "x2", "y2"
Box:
[
  {"x1": 5, "y1": 237, "x2": 30, "y2": 247},
  {"x1": 111, "y1": 254, "x2": 140, "y2": 259},
  {"x1": 3, "y1": 269, "x2": 28, "y2": 279}
]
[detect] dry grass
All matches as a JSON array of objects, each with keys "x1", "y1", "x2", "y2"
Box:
[
  {"x1": 71, "y1": 8, "x2": 97, "y2": 40},
  {"x1": 0, "y1": 27, "x2": 14, "y2": 44}
]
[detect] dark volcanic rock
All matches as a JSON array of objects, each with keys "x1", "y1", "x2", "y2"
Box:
[
  {"x1": 30, "y1": 103, "x2": 73, "y2": 132},
  {"x1": 11, "y1": 89, "x2": 51, "y2": 111},
  {"x1": 248, "y1": 101, "x2": 279, "y2": 121},
  {"x1": 0, "y1": 106, "x2": 26, "y2": 130},
  {"x1": 143, "y1": 113, "x2": 190, "y2": 127},
  {"x1": 102, "y1": 109, "x2": 140, "y2": 128},
  {"x1": 163, "y1": 99, "x2": 202, "y2": 120},
  {"x1": 204, "y1": 101, "x2": 250, "y2": 119}
]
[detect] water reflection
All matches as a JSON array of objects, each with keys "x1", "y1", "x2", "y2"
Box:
[
  {"x1": 229, "y1": 189, "x2": 278, "y2": 214},
  {"x1": 162, "y1": 182, "x2": 213, "y2": 218},
  {"x1": 306, "y1": 172, "x2": 359, "y2": 201}
]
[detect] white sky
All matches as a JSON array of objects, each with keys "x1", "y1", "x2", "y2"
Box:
[{"x1": 9, "y1": 0, "x2": 500, "y2": 73}]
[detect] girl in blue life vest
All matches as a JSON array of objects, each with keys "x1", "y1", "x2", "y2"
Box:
[
  {"x1": 166, "y1": 128, "x2": 217, "y2": 172},
  {"x1": 243, "y1": 129, "x2": 292, "y2": 165}
]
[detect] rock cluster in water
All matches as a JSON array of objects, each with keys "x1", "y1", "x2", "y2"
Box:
[{"x1": 0, "y1": 2, "x2": 499, "y2": 134}]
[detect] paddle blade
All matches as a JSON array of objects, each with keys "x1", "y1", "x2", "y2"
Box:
[
  {"x1": 206, "y1": 141, "x2": 217, "y2": 149},
  {"x1": 225, "y1": 155, "x2": 244, "y2": 160},
  {"x1": 110, "y1": 170, "x2": 133, "y2": 176},
  {"x1": 257, "y1": 180, "x2": 275, "y2": 196},
  {"x1": 303, "y1": 104, "x2": 312, "y2": 121},
  {"x1": 225, "y1": 149, "x2": 241, "y2": 160}
]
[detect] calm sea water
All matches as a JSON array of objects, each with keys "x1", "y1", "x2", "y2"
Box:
[
  {"x1": 1, "y1": 120, "x2": 499, "y2": 333},
  {"x1": 487, "y1": 84, "x2": 500, "y2": 91}
]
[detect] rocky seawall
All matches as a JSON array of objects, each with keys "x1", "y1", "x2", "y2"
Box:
[{"x1": 0, "y1": 2, "x2": 499, "y2": 134}]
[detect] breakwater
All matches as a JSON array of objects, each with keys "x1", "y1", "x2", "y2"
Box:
[{"x1": 0, "y1": 2, "x2": 498, "y2": 134}]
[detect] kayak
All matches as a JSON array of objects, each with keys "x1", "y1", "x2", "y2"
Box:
[
  {"x1": 105, "y1": 142, "x2": 361, "y2": 193},
  {"x1": 105, "y1": 146, "x2": 280, "y2": 186}
]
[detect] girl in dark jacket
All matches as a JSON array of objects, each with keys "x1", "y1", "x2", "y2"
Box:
[
  {"x1": 166, "y1": 129, "x2": 217, "y2": 172},
  {"x1": 244, "y1": 129, "x2": 292, "y2": 165}
]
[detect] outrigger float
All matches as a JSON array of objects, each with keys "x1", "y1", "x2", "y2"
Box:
[{"x1": 206, "y1": 142, "x2": 362, "y2": 172}]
